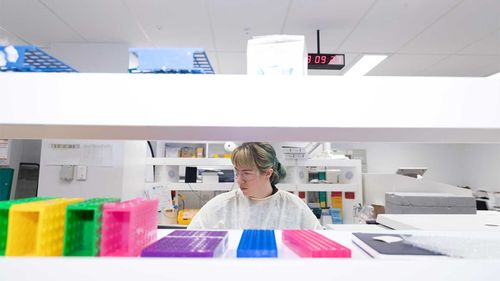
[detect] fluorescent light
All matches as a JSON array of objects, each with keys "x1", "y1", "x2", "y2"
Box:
[
  {"x1": 344, "y1": 55, "x2": 387, "y2": 76},
  {"x1": 488, "y1": 72, "x2": 500, "y2": 78}
]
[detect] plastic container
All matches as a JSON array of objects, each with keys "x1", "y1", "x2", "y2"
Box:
[
  {"x1": 5, "y1": 198, "x2": 83, "y2": 256},
  {"x1": 0, "y1": 197, "x2": 54, "y2": 255},
  {"x1": 0, "y1": 45, "x2": 77, "y2": 72},
  {"x1": 128, "y1": 48, "x2": 214, "y2": 74},
  {"x1": 141, "y1": 230, "x2": 228, "y2": 258},
  {"x1": 63, "y1": 198, "x2": 120, "y2": 256},
  {"x1": 282, "y1": 230, "x2": 351, "y2": 258},
  {"x1": 168, "y1": 230, "x2": 228, "y2": 238},
  {"x1": 100, "y1": 198, "x2": 158, "y2": 257},
  {"x1": 237, "y1": 229, "x2": 277, "y2": 258}
]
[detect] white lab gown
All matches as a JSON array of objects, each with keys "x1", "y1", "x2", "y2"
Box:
[{"x1": 187, "y1": 189, "x2": 323, "y2": 230}]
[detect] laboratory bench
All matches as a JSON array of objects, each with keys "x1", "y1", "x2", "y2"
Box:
[
  {"x1": 377, "y1": 211, "x2": 500, "y2": 231},
  {"x1": 1, "y1": 229, "x2": 499, "y2": 281}
]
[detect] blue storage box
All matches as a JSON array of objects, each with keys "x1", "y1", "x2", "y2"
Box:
[
  {"x1": 129, "y1": 48, "x2": 214, "y2": 74},
  {"x1": 0, "y1": 45, "x2": 77, "y2": 72}
]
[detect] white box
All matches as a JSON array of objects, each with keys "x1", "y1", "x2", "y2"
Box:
[{"x1": 202, "y1": 172, "x2": 219, "y2": 183}]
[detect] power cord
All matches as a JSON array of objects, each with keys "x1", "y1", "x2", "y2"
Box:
[
  {"x1": 185, "y1": 181, "x2": 236, "y2": 206},
  {"x1": 147, "y1": 141, "x2": 155, "y2": 181}
]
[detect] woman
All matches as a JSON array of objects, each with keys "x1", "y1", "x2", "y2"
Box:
[{"x1": 188, "y1": 142, "x2": 322, "y2": 229}]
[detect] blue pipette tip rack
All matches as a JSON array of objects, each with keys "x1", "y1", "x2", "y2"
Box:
[{"x1": 237, "y1": 229, "x2": 278, "y2": 258}]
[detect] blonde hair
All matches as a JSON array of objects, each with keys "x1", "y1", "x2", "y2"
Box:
[{"x1": 231, "y1": 142, "x2": 286, "y2": 185}]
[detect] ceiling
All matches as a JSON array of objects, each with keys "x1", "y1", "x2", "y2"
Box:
[{"x1": 0, "y1": 0, "x2": 499, "y2": 76}]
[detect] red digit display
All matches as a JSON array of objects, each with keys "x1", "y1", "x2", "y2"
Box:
[{"x1": 307, "y1": 53, "x2": 345, "y2": 70}]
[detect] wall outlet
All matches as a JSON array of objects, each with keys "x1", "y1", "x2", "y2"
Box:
[
  {"x1": 60, "y1": 165, "x2": 74, "y2": 181},
  {"x1": 76, "y1": 165, "x2": 87, "y2": 181}
]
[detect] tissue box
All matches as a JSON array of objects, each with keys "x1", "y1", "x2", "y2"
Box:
[
  {"x1": 385, "y1": 192, "x2": 476, "y2": 214},
  {"x1": 202, "y1": 172, "x2": 219, "y2": 183}
]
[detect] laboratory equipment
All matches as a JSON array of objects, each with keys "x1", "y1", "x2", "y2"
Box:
[
  {"x1": 385, "y1": 192, "x2": 476, "y2": 214},
  {"x1": 0, "y1": 197, "x2": 53, "y2": 255},
  {"x1": 141, "y1": 230, "x2": 228, "y2": 257},
  {"x1": 100, "y1": 198, "x2": 158, "y2": 257},
  {"x1": 237, "y1": 229, "x2": 277, "y2": 258},
  {"x1": 63, "y1": 198, "x2": 120, "y2": 256},
  {"x1": 6, "y1": 198, "x2": 83, "y2": 256},
  {"x1": 282, "y1": 230, "x2": 351, "y2": 258},
  {"x1": 352, "y1": 233, "x2": 444, "y2": 259}
]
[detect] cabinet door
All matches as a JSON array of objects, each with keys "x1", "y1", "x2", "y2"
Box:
[{"x1": 0, "y1": 168, "x2": 14, "y2": 200}]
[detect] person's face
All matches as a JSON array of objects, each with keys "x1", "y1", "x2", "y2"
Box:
[{"x1": 235, "y1": 166, "x2": 272, "y2": 198}]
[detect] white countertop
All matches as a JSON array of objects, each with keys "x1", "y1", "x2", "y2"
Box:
[
  {"x1": 377, "y1": 211, "x2": 500, "y2": 231},
  {"x1": 325, "y1": 224, "x2": 390, "y2": 231},
  {"x1": 1, "y1": 229, "x2": 500, "y2": 281}
]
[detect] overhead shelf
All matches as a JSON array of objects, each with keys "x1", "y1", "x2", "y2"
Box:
[
  {"x1": 144, "y1": 182, "x2": 356, "y2": 192},
  {"x1": 283, "y1": 159, "x2": 361, "y2": 167},
  {"x1": 145, "y1": 157, "x2": 232, "y2": 166},
  {"x1": 144, "y1": 182, "x2": 236, "y2": 191}
]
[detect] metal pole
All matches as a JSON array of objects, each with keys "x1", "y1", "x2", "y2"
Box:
[{"x1": 317, "y1": 29, "x2": 320, "y2": 54}]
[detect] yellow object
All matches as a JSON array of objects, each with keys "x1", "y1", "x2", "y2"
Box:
[
  {"x1": 177, "y1": 209, "x2": 200, "y2": 225},
  {"x1": 223, "y1": 153, "x2": 231, "y2": 158},
  {"x1": 331, "y1": 193, "x2": 343, "y2": 217},
  {"x1": 213, "y1": 154, "x2": 219, "y2": 158},
  {"x1": 6, "y1": 198, "x2": 83, "y2": 256}
]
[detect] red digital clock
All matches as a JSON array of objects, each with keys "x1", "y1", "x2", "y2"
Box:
[{"x1": 308, "y1": 53, "x2": 345, "y2": 70}]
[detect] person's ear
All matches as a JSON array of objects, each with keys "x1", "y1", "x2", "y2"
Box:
[{"x1": 265, "y1": 168, "x2": 273, "y2": 178}]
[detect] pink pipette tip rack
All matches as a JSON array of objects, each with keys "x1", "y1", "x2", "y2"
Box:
[
  {"x1": 100, "y1": 198, "x2": 158, "y2": 257},
  {"x1": 282, "y1": 230, "x2": 351, "y2": 258}
]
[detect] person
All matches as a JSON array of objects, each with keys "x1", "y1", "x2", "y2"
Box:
[{"x1": 188, "y1": 142, "x2": 322, "y2": 229}]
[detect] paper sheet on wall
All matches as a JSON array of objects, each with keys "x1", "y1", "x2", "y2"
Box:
[
  {"x1": 45, "y1": 142, "x2": 113, "y2": 167},
  {"x1": 80, "y1": 144, "x2": 113, "y2": 166},
  {"x1": 0, "y1": 140, "x2": 8, "y2": 165},
  {"x1": 144, "y1": 186, "x2": 173, "y2": 211}
]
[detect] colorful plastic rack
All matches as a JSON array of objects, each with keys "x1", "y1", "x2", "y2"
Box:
[
  {"x1": 63, "y1": 198, "x2": 120, "y2": 256},
  {"x1": 5, "y1": 198, "x2": 83, "y2": 256},
  {"x1": 168, "y1": 230, "x2": 228, "y2": 238},
  {"x1": 0, "y1": 45, "x2": 77, "y2": 72},
  {"x1": 282, "y1": 230, "x2": 351, "y2": 258},
  {"x1": 0, "y1": 197, "x2": 54, "y2": 255},
  {"x1": 100, "y1": 198, "x2": 158, "y2": 257},
  {"x1": 141, "y1": 230, "x2": 229, "y2": 258},
  {"x1": 237, "y1": 229, "x2": 278, "y2": 258},
  {"x1": 128, "y1": 48, "x2": 214, "y2": 74}
]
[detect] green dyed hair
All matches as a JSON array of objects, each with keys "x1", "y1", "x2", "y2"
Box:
[{"x1": 231, "y1": 142, "x2": 286, "y2": 185}]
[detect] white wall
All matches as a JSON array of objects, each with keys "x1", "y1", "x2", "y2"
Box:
[
  {"x1": 462, "y1": 144, "x2": 500, "y2": 192},
  {"x1": 329, "y1": 142, "x2": 500, "y2": 194},
  {"x1": 363, "y1": 174, "x2": 472, "y2": 206},
  {"x1": 48, "y1": 43, "x2": 129, "y2": 73},
  {"x1": 20, "y1": 140, "x2": 42, "y2": 163},
  {"x1": 121, "y1": 141, "x2": 148, "y2": 200}
]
